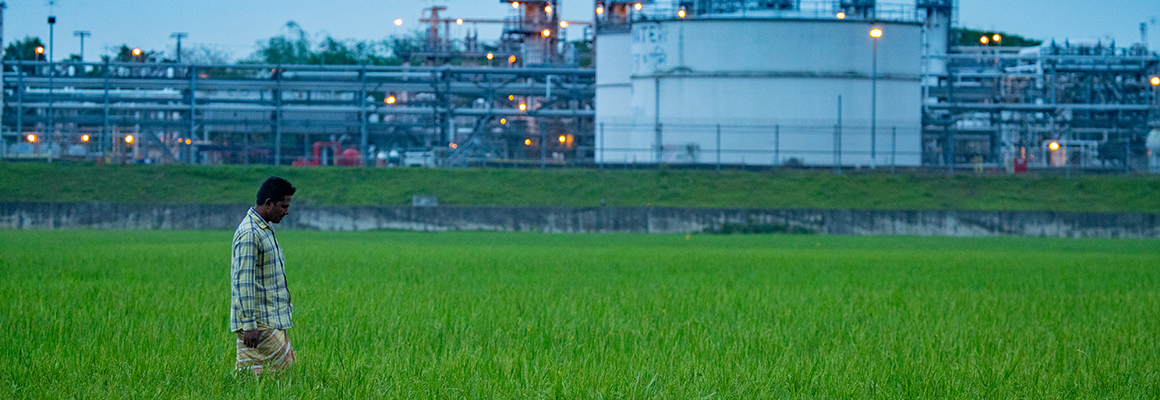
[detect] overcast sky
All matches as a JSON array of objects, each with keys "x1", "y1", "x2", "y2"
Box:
[{"x1": 3, "y1": 0, "x2": 1158, "y2": 62}]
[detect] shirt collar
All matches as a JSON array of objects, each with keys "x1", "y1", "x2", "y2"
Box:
[{"x1": 248, "y1": 207, "x2": 272, "y2": 231}]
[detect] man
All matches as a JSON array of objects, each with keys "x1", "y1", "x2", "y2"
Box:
[{"x1": 231, "y1": 176, "x2": 297, "y2": 375}]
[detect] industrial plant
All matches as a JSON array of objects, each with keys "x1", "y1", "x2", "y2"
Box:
[{"x1": 2, "y1": 0, "x2": 1158, "y2": 172}]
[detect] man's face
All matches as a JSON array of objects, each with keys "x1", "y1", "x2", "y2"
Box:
[{"x1": 263, "y1": 196, "x2": 292, "y2": 224}]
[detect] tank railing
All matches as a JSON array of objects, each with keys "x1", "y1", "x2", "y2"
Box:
[{"x1": 631, "y1": 1, "x2": 922, "y2": 23}]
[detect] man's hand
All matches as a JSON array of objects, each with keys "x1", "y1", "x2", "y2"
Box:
[{"x1": 242, "y1": 329, "x2": 261, "y2": 348}]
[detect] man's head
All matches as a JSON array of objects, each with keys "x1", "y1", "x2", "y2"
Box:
[{"x1": 255, "y1": 177, "x2": 295, "y2": 224}]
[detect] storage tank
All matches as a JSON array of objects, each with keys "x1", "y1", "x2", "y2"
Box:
[{"x1": 595, "y1": 1, "x2": 925, "y2": 167}]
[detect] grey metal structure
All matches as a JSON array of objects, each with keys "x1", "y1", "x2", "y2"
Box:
[{"x1": 1, "y1": 62, "x2": 594, "y2": 166}]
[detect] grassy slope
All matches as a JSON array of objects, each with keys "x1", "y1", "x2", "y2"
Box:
[
  {"x1": 0, "y1": 162, "x2": 1157, "y2": 212},
  {"x1": 1, "y1": 231, "x2": 1157, "y2": 398}
]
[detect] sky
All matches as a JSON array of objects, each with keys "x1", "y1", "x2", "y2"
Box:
[{"x1": 2, "y1": 0, "x2": 1158, "y2": 62}]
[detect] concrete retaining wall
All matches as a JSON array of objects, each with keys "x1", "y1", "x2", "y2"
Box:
[{"x1": 1, "y1": 202, "x2": 1157, "y2": 238}]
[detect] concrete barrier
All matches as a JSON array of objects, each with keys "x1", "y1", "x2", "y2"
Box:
[{"x1": 1, "y1": 202, "x2": 1157, "y2": 238}]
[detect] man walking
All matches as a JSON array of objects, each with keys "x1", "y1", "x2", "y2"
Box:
[{"x1": 231, "y1": 177, "x2": 297, "y2": 375}]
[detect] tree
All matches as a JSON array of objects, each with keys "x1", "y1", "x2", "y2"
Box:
[
  {"x1": 245, "y1": 21, "x2": 419, "y2": 66},
  {"x1": 101, "y1": 45, "x2": 163, "y2": 63},
  {"x1": 3, "y1": 36, "x2": 47, "y2": 61},
  {"x1": 171, "y1": 44, "x2": 233, "y2": 65},
  {"x1": 957, "y1": 28, "x2": 1042, "y2": 47}
]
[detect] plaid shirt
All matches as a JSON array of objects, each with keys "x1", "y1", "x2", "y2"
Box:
[{"x1": 230, "y1": 208, "x2": 293, "y2": 332}]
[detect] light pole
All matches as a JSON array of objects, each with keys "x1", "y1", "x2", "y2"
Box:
[
  {"x1": 170, "y1": 32, "x2": 187, "y2": 63},
  {"x1": 870, "y1": 27, "x2": 882, "y2": 168},
  {"x1": 73, "y1": 31, "x2": 90, "y2": 61},
  {"x1": 47, "y1": 16, "x2": 55, "y2": 61}
]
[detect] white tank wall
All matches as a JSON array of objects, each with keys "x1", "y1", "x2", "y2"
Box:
[
  {"x1": 595, "y1": 32, "x2": 633, "y2": 163},
  {"x1": 597, "y1": 18, "x2": 924, "y2": 166}
]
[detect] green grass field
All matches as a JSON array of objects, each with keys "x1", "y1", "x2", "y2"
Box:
[
  {"x1": 2, "y1": 230, "x2": 1158, "y2": 398},
  {"x1": 2, "y1": 162, "x2": 1158, "y2": 212}
]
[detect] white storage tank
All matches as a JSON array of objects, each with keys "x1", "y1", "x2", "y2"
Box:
[{"x1": 595, "y1": 3, "x2": 925, "y2": 167}]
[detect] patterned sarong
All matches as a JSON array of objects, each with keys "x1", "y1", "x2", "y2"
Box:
[{"x1": 235, "y1": 323, "x2": 296, "y2": 374}]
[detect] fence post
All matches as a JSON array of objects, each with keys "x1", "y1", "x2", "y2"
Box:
[
  {"x1": 716, "y1": 123, "x2": 721, "y2": 173},
  {"x1": 890, "y1": 126, "x2": 896, "y2": 174},
  {"x1": 599, "y1": 122, "x2": 605, "y2": 171},
  {"x1": 774, "y1": 124, "x2": 780, "y2": 166},
  {"x1": 834, "y1": 95, "x2": 842, "y2": 175}
]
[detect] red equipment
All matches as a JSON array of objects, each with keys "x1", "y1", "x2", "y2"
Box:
[{"x1": 292, "y1": 141, "x2": 362, "y2": 166}]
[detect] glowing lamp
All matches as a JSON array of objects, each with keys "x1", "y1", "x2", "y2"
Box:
[
  {"x1": 979, "y1": 36, "x2": 989, "y2": 45},
  {"x1": 449, "y1": 143, "x2": 458, "y2": 149},
  {"x1": 26, "y1": 134, "x2": 37, "y2": 143},
  {"x1": 1048, "y1": 141, "x2": 1060, "y2": 151},
  {"x1": 519, "y1": 103, "x2": 527, "y2": 111},
  {"x1": 185, "y1": 139, "x2": 192, "y2": 145},
  {"x1": 1151, "y1": 76, "x2": 1159, "y2": 87},
  {"x1": 36, "y1": 46, "x2": 44, "y2": 55},
  {"x1": 508, "y1": 55, "x2": 517, "y2": 63},
  {"x1": 836, "y1": 12, "x2": 846, "y2": 19},
  {"x1": 512, "y1": 2, "x2": 519, "y2": 8},
  {"x1": 560, "y1": 21, "x2": 569, "y2": 28},
  {"x1": 870, "y1": 28, "x2": 882, "y2": 38},
  {"x1": 456, "y1": 18, "x2": 464, "y2": 25},
  {"x1": 545, "y1": 5, "x2": 552, "y2": 13},
  {"x1": 501, "y1": 118, "x2": 508, "y2": 125},
  {"x1": 558, "y1": 135, "x2": 566, "y2": 143},
  {"x1": 132, "y1": 48, "x2": 142, "y2": 56},
  {"x1": 596, "y1": 5, "x2": 604, "y2": 15},
  {"x1": 992, "y1": 34, "x2": 1002, "y2": 43},
  {"x1": 525, "y1": 139, "x2": 532, "y2": 145},
  {"x1": 678, "y1": 9, "x2": 686, "y2": 18},
  {"x1": 81, "y1": 134, "x2": 90, "y2": 142},
  {"x1": 385, "y1": 96, "x2": 397, "y2": 104},
  {"x1": 542, "y1": 29, "x2": 551, "y2": 37},
  {"x1": 634, "y1": 3, "x2": 642, "y2": 11},
  {"x1": 125, "y1": 135, "x2": 135, "y2": 144},
  {"x1": 487, "y1": 53, "x2": 495, "y2": 60},
  {"x1": 394, "y1": 19, "x2": 403, "y2": 26}
]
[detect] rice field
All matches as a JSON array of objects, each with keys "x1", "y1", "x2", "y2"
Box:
[{"x1": 1, "y1": 230, "x2": 1158, "y2": 398}]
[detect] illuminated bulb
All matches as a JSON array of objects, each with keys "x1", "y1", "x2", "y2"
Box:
[
  {"x1": 508, "y1": 55, "x2": 517, "y2": 63},
  {"x1": 992, "y1": 34, "x2": 1001, "y2": 42},
  {"x1": 186, "y1": 139, "x2": 192, "y2": 145},
  {"x1": 542, "y1": 29, "x2": 551, "y2": 37},
  {"x1": 26, "y1": 134, "x2": 37, "y2": 143},
  {"x1": 81, "y1": 134, "x2": 90, "y2": 142},
  {"x1": 678, "y1": 9, "x2": 686, "y2": 18},
  {"x1": 508, "y1": 95, "x2": 515, "y2": 101},
  {"x1": 634, "y1": 3, "x2": 642, "y2": 11},
  {"x1": 385, "y1": 96, "x2": 396, "y2": 104},
  {"x1": 125, "y1": 135, "x2": 135, "y2": 144},
  {"x1": 545, "y1": 5, "x2": 552, "y2": 13},
  {"x1": 36, "y1": 46, "x2": 44, "y2": 54},
  {"x1": 456, "y1": 18, "x2": 464, "y2": 25},
  {"x1": 836, "y1": 12, "x2": 845, "y2": 19},
  {"x1": 394, "y1": 18, "x2": 403, "y2": 26},
  {"x1": 1048, "y1": 141, "x2": 1060, "y2": 151},
  {"x1": 560, "y1": 21, "x2": 569, "y2": 28},
  {"x1": 525, "y1": 139, "x2": 532, "y2": 145},
  {"x1": 519, "y1": 103, "x2": 527, "y2": 111},
  {"x1": 501, "y1": 118, "x2": 508, "y2": 125},
  {"x1": 450, "y1": 143, "x2": 458, "y2": 149},
  {"x1": 1151, "y1": 76, "x2": 1160, "y2": 86},
  {"x1": 558, "y1": 135, "x2": 566, "y2": 143},
  {"x1": 596, "y1": 6, "x2": 604, "y2": 14},
  {"x1": 132, "y1": 48, "x2": 142, "y2": 56},
  {"x1": 512, "y1": 1, "x2": 519, "y2": 8},
  {"x1": 980, "y1": 36, "x2": 989, "y2": 45},
  {"x1": 870, "y1": 28, "x2": 882, "y2": 38},
  {"x1": 487, "y1": 53, "x2": 495, "y2": 60}
]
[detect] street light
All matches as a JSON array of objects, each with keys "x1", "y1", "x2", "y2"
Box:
[
  {"x1": 992, "y1": 34, "x2": 1002, "y2": 44},
  {"x1": 456, "y1": 18, "x2": 463, "y2": 25},
  {"x1": 544, "y1": 5, "x2": 552, "y2": 13},
  {"x1": 560, "y1": 21, "x2": 569, "y2": 28},
  {"x1": 394, "y1": 18, "x2": 403, "y2": 26},
  {"x1": 979, "y1": 36, "x2": 988, "y2": 45},
  {"x1": 678, "y1": 9, "x2": 686, "y2": 18},
  {"x1": 836, "y1": 12, "x2": 846, "y2": 19},
  {"x1": 171, "y1": 32, "x2": 188, "y2": 64},
  {"x1": 73, "y1": 31, "x2": 91, "y2": 62},
  {"x1": 870, "y1": 27, "x2": 882, "y2": 168},
  {"x1": 541, "y1": 29, "x2": 552, "y2": 37}
]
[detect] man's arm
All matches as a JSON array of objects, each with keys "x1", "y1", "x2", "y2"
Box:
[{"x1": 232, "y1": 230, "x2": 260, "y2": 336}]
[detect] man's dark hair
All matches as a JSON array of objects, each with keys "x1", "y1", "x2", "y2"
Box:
[{"x1": 256, "y1": 177, "x2": 296, "y2": 205}]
